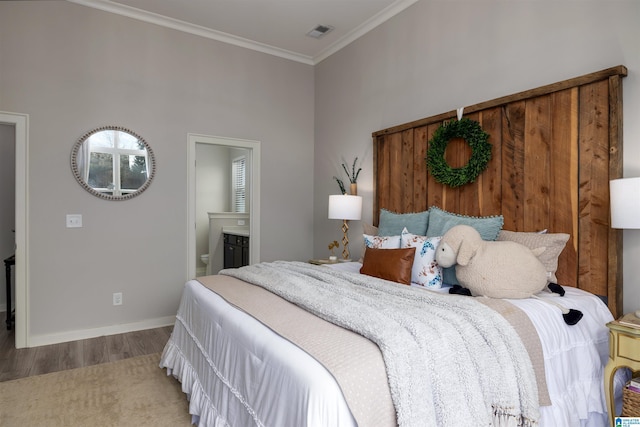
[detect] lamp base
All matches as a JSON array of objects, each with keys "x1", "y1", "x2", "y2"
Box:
[{"x1": 341, "y1": 219, "x2": 350, "y2": 260}]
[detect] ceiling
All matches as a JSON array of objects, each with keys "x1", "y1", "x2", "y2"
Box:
[{"x1": 67, "y1": 0, "x2": 419, "y2": 65}]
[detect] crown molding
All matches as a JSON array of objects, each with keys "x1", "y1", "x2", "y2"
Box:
[
  {"x1": 66, "y1": 0, "x2": 315, "y2": 65},
  {"x1": 66, "y1": 0, "x2": 419, "y2": 65}
]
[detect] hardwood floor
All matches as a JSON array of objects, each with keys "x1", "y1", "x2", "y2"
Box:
[{"x1": 0, "y1": 315, "x2": 173, "y2": 382}]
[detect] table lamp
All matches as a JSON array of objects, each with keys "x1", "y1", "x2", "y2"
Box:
[
  {"x1": 328, "y1": 195, "x2": 362, "y2": 260},
  {"x1": 610, "y1": 177, "x2": 640, "y2": 229},
  {"x1": 611, "y1": 177, "x2": 640, "y2": 320}
]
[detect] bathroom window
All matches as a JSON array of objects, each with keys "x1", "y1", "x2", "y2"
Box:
[{"x1": 232, "y1": 156, "x2": 246, "y2": 213}]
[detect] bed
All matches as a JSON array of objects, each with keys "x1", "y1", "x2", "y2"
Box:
[{"x1": 161, "y1": 66, "x2": 629, "y2": 426}]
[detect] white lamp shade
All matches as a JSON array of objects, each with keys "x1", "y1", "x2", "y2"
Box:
[
  {"x1": 610, "y1": 177, "x2": 640, "y2": 229},
  {"x1": 328, "y1": 195, "x2": 362, "y2": 220}
]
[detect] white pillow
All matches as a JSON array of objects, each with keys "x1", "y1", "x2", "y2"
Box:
[
  {"x1": 363, "y1": 233, "x2": 401, "y2": 249},
  {"x1": 401, "y1": 228, "x2": 443, "y2": 289}
]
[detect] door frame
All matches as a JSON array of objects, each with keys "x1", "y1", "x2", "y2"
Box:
[
  {"x1": 0, "y1": 111, "x2": 29, "y2": 348},
  {"x1": 187, "y1": 133, "x2": 260, "y2": 279}
]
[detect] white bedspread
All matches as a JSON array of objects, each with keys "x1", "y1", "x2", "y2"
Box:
[
  {"x1": 330, "y1": 262, "x2": 629, "y2": 427},
  {"x1": 223, "y1": 261, "x2": 540, "y2": 427},
  {"x1": 161, "y1": 262, "x2": 628, "y2": 427}
]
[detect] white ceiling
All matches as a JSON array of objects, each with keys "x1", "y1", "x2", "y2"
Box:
[{"x1": 67, "y1": 0, "x2": 419, "y2": 64}]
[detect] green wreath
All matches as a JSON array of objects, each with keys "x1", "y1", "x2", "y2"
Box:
[{"x1": 426, "y1": 118, "x2": 492, "y2": 188}]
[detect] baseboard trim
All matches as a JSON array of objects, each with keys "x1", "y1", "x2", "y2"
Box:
[{"x1": 28, "y1": 315, "x2": 176, "y2": 348}]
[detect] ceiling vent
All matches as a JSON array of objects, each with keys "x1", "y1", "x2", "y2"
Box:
[{"x1": 306, "y1": 25, "x2": 334, "y2": 39}]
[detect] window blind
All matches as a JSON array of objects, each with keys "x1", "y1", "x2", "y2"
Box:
[{"x1": 232, "y1": 156, "x2": 246, "y2": 213}]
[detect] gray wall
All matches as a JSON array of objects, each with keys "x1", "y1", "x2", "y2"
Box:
[
  {"x1": 313, "y1": 0, "x2": 640, "y2": 314},
  {"x1": 0, "y1": 1, "x2": 314, "y2": 342}
]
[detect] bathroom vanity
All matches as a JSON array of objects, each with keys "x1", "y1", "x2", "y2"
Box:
[
  {"x1": 223, "y1": 231, "x2": 250, "y2": 269},
  {"x1": 207, "y1": 212, "x2": 250, "y2": 274}
]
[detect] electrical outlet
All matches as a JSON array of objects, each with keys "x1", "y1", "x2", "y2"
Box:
[
  {"x1": 237, "y1": 219, "x2": 245, "y2": 226},
  {"x1": 113, "y1": 292, "x2": 123, "y2": 306},
  {"x1": 66, "y1": 214, "x2": 83, "y2": 228}
]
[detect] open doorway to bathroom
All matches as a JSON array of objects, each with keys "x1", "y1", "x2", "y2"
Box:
[
  {"x1": 195, "y1": 144, "x2": 250, "y2": 275},
  {"x1": 187, "y1": 134, "x2": 260, "y2": 280}
]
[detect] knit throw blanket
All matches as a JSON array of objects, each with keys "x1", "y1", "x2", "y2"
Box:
[{"x1": 221, "y1": 261, "x2": 539, "y2": 427}]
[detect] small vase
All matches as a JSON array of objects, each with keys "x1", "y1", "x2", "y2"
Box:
[{"x1": 350, "y1": 183, "x2": 357, "y2": 196}]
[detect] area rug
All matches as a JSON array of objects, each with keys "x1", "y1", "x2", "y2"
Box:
[{"x1": 0, "y1": 353, "x2": 192, "y2": 426}]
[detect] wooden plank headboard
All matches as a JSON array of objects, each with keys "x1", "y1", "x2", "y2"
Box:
[{"x1": 372, "y1": 66, "x2": 627, "y2": 317}]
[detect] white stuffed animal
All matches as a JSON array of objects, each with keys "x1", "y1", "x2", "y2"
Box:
[
  {"x1": 436, "y1": 224, "x2": 548, "y2": 298},
  {"x1": 436, "y1": 224, "x2": 583, "y2": 325}
]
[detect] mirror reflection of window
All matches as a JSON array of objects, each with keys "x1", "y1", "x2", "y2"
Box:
[
  {"x1": 82, "y1": 129, "x2": 150, "y2": 197},
  {"x1": 120, "y1": 155, "x2": 148, "y2": 190},
  {"x1": 88, "y1": 152, "x2": 113, "y2": 189},
  {"x1": 232, "y1": 156, "x2": 246, "y2": 213}
]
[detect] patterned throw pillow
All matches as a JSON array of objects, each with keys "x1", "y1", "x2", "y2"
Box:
[
  {"x1": 359, "y1": 223, "x2": 381, "y2": 262},
  {"x1": 401, "y1": 228, "x2": 443, "y2": 289},
  {"x1": 363, "y1": 233, "x2": 401, "y2": 249}
]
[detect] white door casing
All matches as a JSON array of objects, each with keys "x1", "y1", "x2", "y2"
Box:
[{"x1": 187, "y1": 134, "x2": 260, "y2": 280}]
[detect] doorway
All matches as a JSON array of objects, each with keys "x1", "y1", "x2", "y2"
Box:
[
  {"x1": 0, "y1": 123, "x2": 15, "y2": 329},
  {"x1": 187, "y1": 134, "x2": 260, "y2": 279},
  {"x1": 0, "y1": 112, "x2": 28, "y2": 349}
]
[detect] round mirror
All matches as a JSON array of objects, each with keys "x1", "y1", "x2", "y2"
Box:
[{"x1": 71, "y1": 126, "x2": 155, "y2": 200}]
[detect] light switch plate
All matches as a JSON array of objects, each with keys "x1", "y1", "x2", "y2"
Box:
[{"x1": 66, "y1": 214, "x2": 82, "y2": 228}]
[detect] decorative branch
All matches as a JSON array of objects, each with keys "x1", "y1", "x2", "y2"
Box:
[
  {"x1": 341, "y1": 157, "x2": 362, "y2": 184},
  {"x1": 333, "y1": 176, "x2": 346, "y2": 195}
]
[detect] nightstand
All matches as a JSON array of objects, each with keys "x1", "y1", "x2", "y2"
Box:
[
  {"x1": 308, "y1": 259, "x2": 339, "y2": 265},
  {"x1": 604, "y1": 318, "x2": 640, "y2": 426}
]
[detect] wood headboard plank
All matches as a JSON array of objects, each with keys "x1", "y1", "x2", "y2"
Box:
[
  {"x1": 386, "y1": 134, "x2": 400, "y2": 211},
  {"x1": 412, "y1": 127, "x2": 429, "y2": 213},
  {"x1": 401, "y1": 129, "x2": 416, "y2": 212},
  {"x1": 524, "y1": 95, "x2": 552, "y2": 232},
  {"x1": 608, "y1": 74, "x2": 624, "y2": 317},
  {"x1": 501, "y1": 101, "x2": 526, "y2": 231},
  {"x1": 372, "y1": 66, "x2": 626, "y2": 316},
  {"x1": 578, "y1": 80, "x2": 612, "y2": 297},
  {"x1": 479, "y1": 109, "x2": 503, "y2": 214},
  {"x1": 549, "y1": 89, "x2": 579, "y2": 287}
]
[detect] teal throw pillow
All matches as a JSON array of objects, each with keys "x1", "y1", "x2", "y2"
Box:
[
  {"x1": 426, "y1": 206, "x2": 503, "y2": 241},
  {"x1": 378, "y1": 209, "x2": 429, "y2": 236}
]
